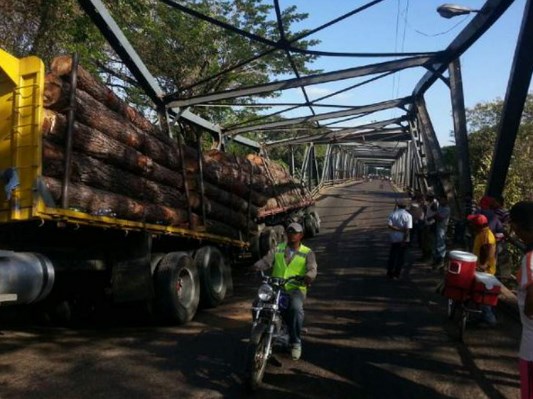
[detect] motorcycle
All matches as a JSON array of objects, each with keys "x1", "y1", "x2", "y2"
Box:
[{"x1": 244, "y1": 272, "x2": 305, "y2": 391}]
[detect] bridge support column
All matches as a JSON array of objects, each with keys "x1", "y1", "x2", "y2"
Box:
[
  {"x1": 449, "y1": 57, "x2": 473, "y2": 217},
  {"x1": 415, "y1": 96, "x2": 456, "y2": 209},
  {"x1": 486, "y1": 0, "x2": 533, "y2": 198}
]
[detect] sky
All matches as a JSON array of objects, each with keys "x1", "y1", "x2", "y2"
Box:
[{"x1": 260, "y1": 0, "x2": 531, "y2": 147}]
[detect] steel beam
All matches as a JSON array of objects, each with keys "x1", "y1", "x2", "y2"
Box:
[
  {"x1": 224, "y1": 98, "x2": 411, "y2": 135},
  {"x1": 448, "y1": 58, "x2": 473, "y2": 216},
  {"x1": 414, "y1": 0, "x2": 513, "y2": 97},
  {"x1": 264, "y1": 117, "x2": 406, "y2": 147},
  {"x1": 415, "y1": 96, "x2": 456, "y2": 209},
  {"x1": 77, "y1": 0, "x2": 226, "y2": 139},
  {"x1": 77, "y1": 0, "x2": 164, "y2": 102},
  {"x1": 166, "y1": 56, "x2": 434, "y2": 108},
  {"x1": 265, "y1": 128, "x2": 406, "y2": 147},
  {"x1": 486, "y1": 0, "x2": 533, "y2": 197},
  {"x1": 225, "y1": 134, "x2": 261, "y2": 150}
]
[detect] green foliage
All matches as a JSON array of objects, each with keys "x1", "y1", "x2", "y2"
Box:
[
  {"x1": 0, "y1": 0, "x2": 319, "y2": 126},
  {"x1": 0, "y1": 0, "x2": 326, "y2": 181},
  {"x1": 466, "y1": 94, "x2": 533, "y2": 205}
]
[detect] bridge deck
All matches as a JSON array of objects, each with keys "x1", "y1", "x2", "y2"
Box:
[{"x1": 0, "y1": 180, "x2": 521, "y2": 398}]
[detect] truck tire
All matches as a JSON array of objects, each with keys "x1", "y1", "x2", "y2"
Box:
[
  {"x1": 310, "y1": 211, "x2": 321, "y2": 233},
  {"x1": 150, "y1": 253, "x2": 165, "y2": 275},
  {"x1": 260, "y1": 228, "x2": 278, "y2": 257},
  {"x1": 154, "y1": 252, "x2": 200, "y2": 324},
  {"x1": 195, "y1": 246, "x2": 228, "y2": 308},
  {"x1": 272, "y1": 225, "x2": 286, "y2": 244}
]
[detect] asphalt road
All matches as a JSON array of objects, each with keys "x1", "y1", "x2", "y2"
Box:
[{"x1": 0, "y1": 180, "x2": 522, "y2": 398}]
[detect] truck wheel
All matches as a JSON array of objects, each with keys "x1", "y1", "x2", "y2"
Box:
[
  {"x1": 150, "y1": 253, "x2": 165, "y2": 275},
  {"x1": 195, "y1": 246, "x2": 228, "y2": 308},
  {"x1": 310, "y1": 211, "x2": 320, "y2": 233},
  {"x1": 272, "y1": 225, "x2": 287, "y2": 244},
  {"x1": 154, "y1": 252, "x2": 199, "y2": 324},
  {"x1": 260, "y1": 228, "x2": 277, "y2": 257}
]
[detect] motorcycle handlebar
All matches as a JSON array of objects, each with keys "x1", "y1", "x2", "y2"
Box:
[{"x1": 259, "y1": 271, "x2": 306, "y2": 286}]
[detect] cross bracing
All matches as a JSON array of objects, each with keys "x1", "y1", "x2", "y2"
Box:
[{"x1": 77, "y1": 0, "x2": 532, "y2": 213}]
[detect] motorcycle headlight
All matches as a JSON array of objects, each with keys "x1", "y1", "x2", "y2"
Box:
[{"x1": 257, "y1": 284, "x2": 274, "y2": 301}]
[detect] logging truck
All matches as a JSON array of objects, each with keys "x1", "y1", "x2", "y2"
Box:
[{"x1": 0, "y1": 50, "x2": 320, "y2": 323}]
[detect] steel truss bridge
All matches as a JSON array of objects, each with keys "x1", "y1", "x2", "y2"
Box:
[{"x1": 78, "y1": 0, "x2": 532, "y2": 217}]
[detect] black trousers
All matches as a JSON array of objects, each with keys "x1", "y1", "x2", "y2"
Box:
[{"x1": 387, "y1": 242, "x2": 407, "y2": 277}]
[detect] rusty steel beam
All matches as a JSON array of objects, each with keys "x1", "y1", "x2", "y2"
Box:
[
  {"x1": 486, "y1": 0, "x2": 533, "y2": 198},
  {"x1": 224, "y1": 97, "x2": 411, "y2": 135},
  {"x1": 448, "y1": 58, "x2": 473, "y2": 216},
  {"x1": 166, "y1": 56, "x2": 434, "y2": 108}
]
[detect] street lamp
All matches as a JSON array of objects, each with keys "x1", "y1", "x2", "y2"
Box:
[{"x1": 437, "y1": 4, "x2": 480, "y2": 18}]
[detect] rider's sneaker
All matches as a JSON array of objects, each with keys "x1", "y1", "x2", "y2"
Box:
[{"x1": 291, "y1": 344, "x2": 302, "y2": 360}]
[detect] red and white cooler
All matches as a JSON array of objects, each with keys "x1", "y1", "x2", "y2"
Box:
[
  {"x1": 472, "y1": 272, "x2": 502, "y2": 306},
  {"x1": 443, "y1": 250, "x2": 477, "y2": 301}
]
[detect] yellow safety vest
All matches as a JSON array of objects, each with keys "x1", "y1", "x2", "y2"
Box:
[{"x1": 273, "y1": 242, "x2": 311, "y2": 293}]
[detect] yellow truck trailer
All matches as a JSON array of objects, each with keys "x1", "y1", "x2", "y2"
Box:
[
  {"x1": 0, "y1": 49, "x2": 250, "y2": 323},
  {"x1": 0, "y1": 49, "x2": 320, "y2": 324}
]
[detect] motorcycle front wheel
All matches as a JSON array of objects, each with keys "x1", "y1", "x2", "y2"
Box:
[{"x1": 245, "y1": 333, "x2": 271, "y2": 391}]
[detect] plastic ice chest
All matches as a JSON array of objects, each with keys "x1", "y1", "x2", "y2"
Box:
[
  {"x1": 445, "y1": 250, "x2": 477, "y2": 289},
  {"x1": 471, "y1": 272, "x2": 501, "y2": 306}
]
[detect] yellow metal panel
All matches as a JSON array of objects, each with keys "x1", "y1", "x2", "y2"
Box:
[
  {"x1": 0, "y1": 49, "x2": 44, "y2": 223},
  {"x1": 33, "y1": 199, "x2": 248, "y2": 248}
]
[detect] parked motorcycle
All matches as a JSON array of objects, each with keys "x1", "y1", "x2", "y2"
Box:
[{"x1": 244, "y1": 272, "x2": 305, "y2": 391}]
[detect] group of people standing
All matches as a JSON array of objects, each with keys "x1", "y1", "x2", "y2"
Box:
[
  {"x1": 386, "y1": 193, "x2": 451, "y2": 279},
  {"x1": 387, "y1": 192, "x2": 533, "y2": 398}
]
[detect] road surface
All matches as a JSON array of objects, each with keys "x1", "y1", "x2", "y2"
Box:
[{"x1": 0, "y1": 180, "x2": 521, "y2": 398}]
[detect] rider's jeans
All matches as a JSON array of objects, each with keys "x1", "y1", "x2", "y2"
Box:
[
  {"x1": 481, "y1": 304, "x2": 497, "y2": 325},
  {"x1": 284, "y1": 289, "x2": 305, "y2": 346}
]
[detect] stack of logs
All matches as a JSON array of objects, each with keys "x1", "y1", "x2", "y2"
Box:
[{"x1": 41, "y1": 56, "x2": 313, "y2": 239}]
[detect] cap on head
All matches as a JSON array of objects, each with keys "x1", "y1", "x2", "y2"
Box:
[
  {"x1": 286, "y1": 222, "x2": 303, "y2": 233},
  {"x1": 467, "y1": 214, "x2": 488, "y2": 227}
]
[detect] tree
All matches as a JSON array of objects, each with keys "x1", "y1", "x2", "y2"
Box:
[
  {"x1": 0, "y1": 0, "x2": 319, "y2": 126},
  {"x1": 466, "y1": 93, "x2": 533, "y2": 206}
]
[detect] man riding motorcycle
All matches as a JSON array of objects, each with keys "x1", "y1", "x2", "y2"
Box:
[{"x1": 252, "y1": 222, "x2": 317, "y2": 360}]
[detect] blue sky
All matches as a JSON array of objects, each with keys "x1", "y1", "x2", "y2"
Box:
[{"x1": 262, "y1": 0, "x2": 531, "y2": 147}]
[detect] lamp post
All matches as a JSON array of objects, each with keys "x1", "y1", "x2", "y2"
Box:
[{"x1": 437, "y1": 4, "x2": 480, "y2": 18}]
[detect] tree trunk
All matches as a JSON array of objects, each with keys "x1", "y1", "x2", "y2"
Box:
[
  {"x1": 50, "y1": 55, "x2": 160, "y2": 136},
  {"x1": 42, "y1": 110, "x2": 184, "y2": 188},
  {"x1": 42, "y1": 176, "x2": 195, "y2": 227},
  {"x1": 43, "y1": 74, "x2": 198, "y2": 172},
  {"x1": 43, "y1": 141, "x2": 253, "y2": 230},
  {"x1": 43, "y1": 140, "x2": 187, "y2": 208}
]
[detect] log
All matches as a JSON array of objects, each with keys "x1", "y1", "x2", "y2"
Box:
[
  {"x1": 42, "y1": 111, "x2": 263, "y2": 216},
  {"x1": 43, "y1": 74, "x2": 198, "y2": 172},
  {"x1": 42, "y1": 110, "x2": 184, "y2": 188},
  {"x1": 43, "y1": 141, "x2": 255, "y2": 230},
  {"x1": 50, "y1": 56, "x2": 159, "y2": 136},
  {"x1": 186, "y1": 178, "x2": 258, "y2": 217},
  {"x1": 43, "y1": 140, "x2": 186, "y2": 209},
  {"x1": 43, "y1": 176, "x2": 242, "y2": 239},
  {"x1": 42, "y1": 176, "x2": 196, "y2": 227},
  {"x1": 42, "y1": 65, "x2": 313, "y2": 222}
]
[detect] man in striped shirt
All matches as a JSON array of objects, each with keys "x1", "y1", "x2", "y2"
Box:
[{"x1": 510, "y1": 201, "x2": 533, "y2": 399}]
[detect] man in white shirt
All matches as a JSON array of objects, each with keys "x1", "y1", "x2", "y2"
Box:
[{"x1": 387, "y1": 199, "x2": 413, "y2": 279}]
